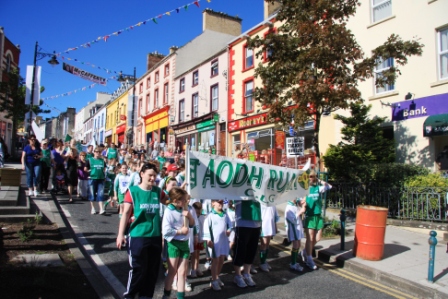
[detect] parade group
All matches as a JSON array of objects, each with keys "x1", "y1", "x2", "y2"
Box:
[{"x1": 20, "y1": 134, "x2": 331, "y2": 299}]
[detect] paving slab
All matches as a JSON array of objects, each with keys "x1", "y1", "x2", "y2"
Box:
[{"x1": 11, "y1": 253, "x2": 64, "y2": 267}]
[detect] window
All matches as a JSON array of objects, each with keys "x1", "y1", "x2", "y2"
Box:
[
  {"x1": 371, "y1": 0, "x2": 392, "y2": 23},
  {"x1": 192, "y1": 71, "x2": 199, "y2": 86},
  {"x1": 211, "y1": 84, "x2": 219, "y2": 111},
  {"x1": 155, "y1": 71, "x2": 159, "y2": 83},
  {"x1": 165, "y1": 64, "x2": 170, "y2": 76},
  {"x1": 6, "y1": 55, "x2": 11, "y2": 73},
  {"x1": 244, "y1": 46, "x2": 254, "y2": 69},
  {"x1": 146, "y1": 77, "x2": 151, "y2": 88},
  {"x1": 139, "y1": 98, "x2": 143, "y2": 116},
  {"x1": 192, "y1": 93, "x2": 199, "y2": 118},
  {"x1": 154, "y1": 89, "x2": 159, "y2": 108},
  {"x1": 244, "y1": 80, "x2": 254, "y2": 113},
  {"x1": 179, "y1": 99, "x2": 185, "y2": 122},
  {"x1": 211, "y1": 60, "x2": 218, "y2": 77},
  {"x1": 263, "y1": 29, "x2": 276, "y2": 62},
  {"x1": 146, "y1": 93, "x2": 150, "y2": 112},
  {"x1": 374, "y1": 57, "x2": 395, "y2": 94},
  {"x1": 139, "y1": 82, "x2": 143, "y2": 94},
  {"x1": 439, "y1": 28, "x2": 448, "y2": 80},
  {"x1": 163, "y1": 83, "x2": 169, "y2": 105},
  {"x1": 179, "y1": 78, "x2": 185, "y2": 92}
]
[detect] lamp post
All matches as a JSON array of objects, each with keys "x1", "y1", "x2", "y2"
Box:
[
  {"x1": 117, "y1": 67, "x2": 136, "y2": 146},
  {"x1": 28, "y1": 41, "x2": 59, "y2": 134}
]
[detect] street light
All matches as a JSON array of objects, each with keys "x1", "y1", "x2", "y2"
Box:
[
  {"x1": 28, "y1": 41, "x2": 59, "y2": 134},
  {"x1": 117, "y1": 67, "x2": 136, "y2": 146}
]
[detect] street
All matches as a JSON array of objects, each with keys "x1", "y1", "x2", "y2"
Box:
[{"x1": 56, "y1": 196, "x2": 413, "y2": 299}]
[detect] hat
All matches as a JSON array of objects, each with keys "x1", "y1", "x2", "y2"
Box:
[{"x1": 167, "y1": 164, "x2": 179, "y2": 172}]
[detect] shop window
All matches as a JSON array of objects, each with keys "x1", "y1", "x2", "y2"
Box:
[
  {"x1": 244, "y1": 80, "x2": 254, "y2": 113},
  {"x1": 179, "y1": 78, "x2": 185, "y2": 92},
  {"x1": 211, "y1": 60, "x2": 218, "y2": 77},
  {"x1": 192, "y1": 70, "x2": 199, "y2": 86},
  {"x1": 371, "y1": 0, "x2": 392, "y2": 23},
  {"x1": 154, "y1": 89, "x2": 159, "y2": 108},
  {"x1": 163, "y1": 83, "x2": 169, "y2": 105},
  {"x1": 438, "y1": 27, "x2": 448, "y2": 80},
  {"x1": 192, "y1": 93, "x2": 199, "y2": 118},
  {"x1": 211, "y1": 84, "x2": 219, "y2": 111},
  {"x1": 374, "y1": 57, "x2": 395, "y2": 94},
  {"x1": 179, "y1": 99, "x2": 185, "y2": 122},
  {"x1": 244, "y1": 45, "x2": 254, "y2": 70},
  {"x1": 155, "y1": 71, "x2": 159, "y2": 83}
]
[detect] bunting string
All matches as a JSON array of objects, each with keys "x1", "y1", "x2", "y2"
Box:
[
  {"x1": 59, "y1": 55, "x2": 119, "y2": 75},
  {"x1": 57, "y1": 0, "x2": 209, "y2": 55}
]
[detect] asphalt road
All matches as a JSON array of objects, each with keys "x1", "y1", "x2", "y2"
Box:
[{"x1": 57, "y1": 195, "x2": 406, "y2": 299}]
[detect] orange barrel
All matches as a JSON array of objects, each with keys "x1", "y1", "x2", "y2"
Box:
[{"x1": 353, "y1": 205, "x2": 388, "y2": 261}]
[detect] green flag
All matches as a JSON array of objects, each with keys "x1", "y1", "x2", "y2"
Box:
[{"x1": 64, "y1": 134, "x2": 72, "y2": 142}]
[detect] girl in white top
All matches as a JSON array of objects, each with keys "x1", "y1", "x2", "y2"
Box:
[
  {"x1": 128, "y1": 161, "x2": 141, "y2": 188},
  {"x1": 113, "y1": 163, "x2": 131, "y2": 218},
  {"x1": 258, "y1": 204, "x2": 279, "y2": 272},
  {"x1": 284, "y1": 198, "x2": 306, "y2": 272},
  {"x1": 203, "y1": 199, "x2": 233, "y2": 291}
]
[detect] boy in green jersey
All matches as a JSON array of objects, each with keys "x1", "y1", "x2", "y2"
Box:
[{"x1": 85, "y1": 147, "x2": 106, "y2": 215}]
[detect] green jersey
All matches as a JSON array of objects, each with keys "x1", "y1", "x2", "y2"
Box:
[
  {"x1": 157, "y1": 156, "x2": 166, "y2": 169},
  {"x1": 88, "y1": 157, "x2": 105, "y2": 179},
  {"x1": 86, "y1": 152, "x2": 94, "y2": 159},
  {"x1": 305, "y1": 185, "x2": 323, "y2": 216},
  {"x1": 40, "y1": 149, "x2": 51, "y2": 167},
  {"x1": 107, "y1": 148, "x2": 118, "y2": 160},
  {"x1": 128, "y1": 186, "x2": 162, "y2": 238}
]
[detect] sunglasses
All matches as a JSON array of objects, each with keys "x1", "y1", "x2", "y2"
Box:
[
  {"x1": 94, "y1": 151, "x2": 100, "y2": 153},
  {"x1": 30, "y1": 139, "x2": 36, "y2": 141},
  {"x1": 309, "y1": 175, "x2": 316, "y2": 178}
]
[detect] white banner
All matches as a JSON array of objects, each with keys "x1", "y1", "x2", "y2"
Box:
[
  {"x1": 187, "y1": 151, "x2": 311, "y2": 206},
  {"x1": 25, "y1": 65, "x2": 41, "y2": 106},
  {"x1": 31, "y1": 121, "x2": 44, "y2": 141}
]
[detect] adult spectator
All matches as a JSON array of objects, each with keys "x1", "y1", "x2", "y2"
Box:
[
  {"x1": 157, "y1": 150, "x2": 166, "y2": 170},
  {"x1": 65, "y1": 144, "x2": 79, "y2": 203},
  {"x1": 150, "y1": 147, "x2": 159, "y2": 160},
  {"x1": 21, "y1": 134, "x2": 42, "y2": 197},
  {"x1": 39, "y1": 139, "x2": 53, "y2": 193},
  {"x1": 51, "y1": 140, "x2": 66, "y2": 191},
  {"x1": 137, "y1": 145, "x2": 147, "y2": 160},
  {"x1": 85, "y1": 147, "x2": 107, "y2": 214},
  {"x1": 86, "y1": 145, "x2": 94, "y2": 159}
]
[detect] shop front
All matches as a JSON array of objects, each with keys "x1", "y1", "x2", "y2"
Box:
[
  {"x1": 104, "y1": 129, "x2": 112, "y2": 145},
  {"x1": 196, "y1": 119, "x2": 216, "y2": 153},
  {"x1": 116, "y1": 123, "x2": 126, "y2": 145},
  {"x1": 144, "y1": 106, "x2": 169, "y2": 150}
]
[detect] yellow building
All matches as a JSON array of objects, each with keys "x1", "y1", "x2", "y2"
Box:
[{"x1": 105, "y1": 83, "x2": 129, "y2": 145}]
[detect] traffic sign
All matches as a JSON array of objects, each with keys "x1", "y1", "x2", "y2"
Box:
[{"x1": 286, "y1": 136, "x2": 304, "y2": 157}]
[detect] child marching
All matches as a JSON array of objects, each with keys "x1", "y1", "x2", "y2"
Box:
[
  {"x1": 285, "y1": 198, "x2": 306, "y2": 272},
  {"x1": 113, "y1": 163, "x2": 131, "y2": 219}
]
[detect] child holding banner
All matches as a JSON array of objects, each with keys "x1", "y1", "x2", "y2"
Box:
[
  {"x1": 301, "y1": 170, "x2": 332, "y2": 270},
  {"x1": 258, "y1": 205, "x2": 279, "y2": 272},
  {"x1": 285, "y1": 198, "x2": 306, "y2": 272},
  {"x1": 203, "y1": 199, "x2": 232, "y2": 291}
]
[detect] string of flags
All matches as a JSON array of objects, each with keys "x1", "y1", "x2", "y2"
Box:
[
  {"x1": 58, "y1": 55, "x2": 119, "y2": 76},
  {"x1": 42, "y1": 82, "x2": 99, "y2": 101},
  {"x1": 58, "y1": 0, "x2": 210, "y2": 56}
]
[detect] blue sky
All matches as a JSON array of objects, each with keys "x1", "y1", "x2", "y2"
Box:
[{"x1": 1, "y1": 0, "x2": 263, "y2": 118}]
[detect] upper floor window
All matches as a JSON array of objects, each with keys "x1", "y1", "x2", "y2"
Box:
[
  {"x1": 371, "y1": 0, "x2": 392, "y2": 23},
  {"x1": 139, "y1": 82, "x2": 143, "y2": 94},
  {"x1": 146, "y1": 93, "x2": 151, "y2": 112},
  {"x1": 244, "y1": 46, "x2": 254, "y2": 69},
  {"x1": 192, "y1": 93, "x2": 199, "y2": 118},
  {"x1": 5, "y1": 54, "x2": 11, "y2": 73},
  {"x1": 155, "y1": 71, "x2": 160, "y2": 83},
  {"x1": 192, "y1": 71, "x2": 199, "y2": 86},
  {"x1": 439, "y1": 28, "x2": 448, "y2": 80},
  {"x1": 211, "y1": 84, "x2": 219, "y2": 111},
  {"x1": 165, "y1": 64, "x2": 170, "y2": 77},
  {"x1": 179, "y1": 99, "x2": 185, "y2": 122},
  {"x1": 154, "y1": 89, "x2": 159, "y2": 108},
  {"x1": 244, "y1": 80, "x2": 254, "y2": 113},
  {"x1": 179, "y1": 78, "x2": 185, "y2": 92},
  {"x1": 211, "y1": 60, "x2": 219, "y2": 77},
  {"x1": 374, "y1": 57, "x2": 395, "y2": 94},
  {"x1": 163, "y1": 83, "x2": 169, "y2": 105},
  {"x1": 139, "y1": 98, "x2": 143, "y2": 116},
  {"x1": 146, "y1": 77, "x2": 151, "y2": 88}
]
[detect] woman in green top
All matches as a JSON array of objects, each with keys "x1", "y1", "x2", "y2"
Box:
[
  {"x1": 39, "y1": 140, "x2": 53, "y2": 193},
  {"x1": 84, "y1": 147, "x2": 106, "y2": 215},
  {"x1": 116, "y1": 162, "x2": 166, "y2": 299},
  {"x1": 106, "y1": 143, "x2": 118, "y2": 161}
]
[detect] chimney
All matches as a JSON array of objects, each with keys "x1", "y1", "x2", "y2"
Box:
[
  {"x1": 146, "y1": 51, "x2": 165, "y2": 71},
  {"x1": 264, "y1": 0, "x2": 281, "y2": 19},
  {"x1": 169, "y1": 46, "x2": 178, "y2": 54},
  {"x1": 202, "y1": 9, "x2": 242, "y2": 36}
]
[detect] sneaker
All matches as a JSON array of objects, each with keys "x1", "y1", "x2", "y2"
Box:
[
  {"x1": 185, "y1": 280, "x2": 192, "y2": 292},
  {"x1": 259, "y1": 263, "x2": 270, "y2": 272},
  {"x1": 204, "y1": 260, "x2": 211, "y2": 271},
  {"x1": 218, "y1": 277, "x2": 224, "y2": 287},
  {"x1": 190, "y1": 270, "x2": 197, "y2": 278},
  {"x1": 99, "y1": 210, "x2": 105, "y2": 215},
  {"x1": 306, "y1": 256, "x2": 317, "y2": 270},
  {"x1": 91, "y1": 208, "x2": 97, "y2": 215},
  {"x1": 243, "y1": 273, "x2": 256, "y2": 287},
  {"x1": 266, "y1": 261, "x2": 272, "y2": 270},
  {"x1": 33, "y1": 190, "x2": 38, "y2": 197},
  {"x1": 210, "y1": 279, "x2": 221, "y2": 291},
  {"x1": 250, "y1": 265, "x2": 258, "y2": 274},
  {"x1": 290, "y1": 263, "x2": 303, "y2": 272},
  {"x1": 227, "y1": 255, "x2": 233, "y2": 261},
  {"x1": 196, "y1": 269, "x2": 204, "y2": 277},
  {"x1": 233, "y1": 275, "x2": 247, "y2": 288}
]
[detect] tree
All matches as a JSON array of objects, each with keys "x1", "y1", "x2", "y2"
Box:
[
  {"x1": 323, "y1": 102, "x2": 395, "y2": 182},
  {"x1": 248, "y1": 0, "x2": 423, "y2": 167}
]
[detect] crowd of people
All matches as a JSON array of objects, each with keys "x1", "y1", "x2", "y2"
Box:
[{"x1": 20, "y1": 135, "x2": 332, "y2": 299}]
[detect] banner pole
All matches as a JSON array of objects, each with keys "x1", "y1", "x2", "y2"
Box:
[{"x1": 185, "y1": 140, "x2": 190, "y2": 194}]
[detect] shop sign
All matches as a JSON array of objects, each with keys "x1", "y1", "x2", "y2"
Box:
[
  {"x1": 286, "y1": 136, "x2": 304, "y2": 157},
  {"x1": 275, "y1": 131, "x2": 286, "y2": 150},
  {"x1": 120, "y1": 115, "x2": 127, "y2": 120},
  {"x1": 392, "y1": 93, "x2": 448, "y2": 121},
  {"x1": 196, "y1": 119, "x2": 215, "y2": 129},
  {"x1": 104, "y1": 129, "x2": 112, "y2": 137},
  {"x1": 213, "y1": 113, "x2": 220, "y2": 122},
  {"x1": 228, "y1": 113, "x2": 268, "y2": 132},
  {"x1": 116, "y1": 124, "x2": 126, "y2": 134},
  {"x1": 145, "y1": 110, "x2": 168, "y2": 125},
  {"x1": 175, "y1": 125, "x2": 196, "y2": 135},
  {"x1": 197, "y1": 125, "x2": 215, "y2": 133}
]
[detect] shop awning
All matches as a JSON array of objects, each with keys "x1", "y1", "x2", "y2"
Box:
[{"x1": 424, "y1": 114, "x2": 448, "y2": 137}]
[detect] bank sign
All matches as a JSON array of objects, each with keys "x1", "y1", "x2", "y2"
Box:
[
  {"x1": 392, "y1": 93, "x2": 448, "y2": 121},
  {"x1": 187, "y1": 151, "x2": 311, "y2": 206}
]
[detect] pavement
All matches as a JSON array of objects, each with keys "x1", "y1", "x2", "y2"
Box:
[{"x1": 2, "y1": 162, "x2": 448, "y2": 299}]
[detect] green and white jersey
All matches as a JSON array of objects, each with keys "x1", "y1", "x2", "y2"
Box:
[
  {"x1": 87, "y1": 158, "x2": 106, "y2": 179},
  {"x1": 114, "y1": 173, "x2": 131, "y2": 195},
  {"x1": 305, "y1": 184, "x2": 331, "y2": 216},
  {"x1": 106, "y1": 148, "x2": 118, "y2": 160},
  {"x1": 127, "y1": 185, "x2": 162, "y2": 238},
  {"x1": 162, "y1": 204, "x2": 189, "y2": 242}
]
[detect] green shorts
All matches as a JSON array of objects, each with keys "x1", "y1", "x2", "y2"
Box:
[
  {"x1": 117, "y1": 193, "x2": 125, "y2": 204},
  {"x1": 167, "y1": 239, "x2": 190, "y2": 259},
  {"x1": 304, "y1": 215, "x2": 324, "y2": 230}
]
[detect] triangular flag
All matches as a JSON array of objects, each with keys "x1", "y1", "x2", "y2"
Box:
[
  {"x1": 166, "y1": 11, "x2": 171, "y2": 16},
  {"x1": 152, "y1": 18, "x2": 158, "y2": 24},
  {"x1": 184, "y1": 5, "x2": 188, "y2": 10},
  {"x1": 194, "y1": 1, "x2": 199, "y2": 8},
  {"x1": 65, "y1": 134, "x2": 72, "y2": 142},
  {"x1": 176, "y1": 8, "x2": 180, "y2": 13}
]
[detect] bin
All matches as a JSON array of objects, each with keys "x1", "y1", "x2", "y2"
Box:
[{"x1": 353, "y1": 205, "x2": 388, "y2": 261}]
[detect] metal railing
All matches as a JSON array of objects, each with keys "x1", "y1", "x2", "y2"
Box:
[{"x1": 326, "y1": 182, "x2": 448, "y2": 222}]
